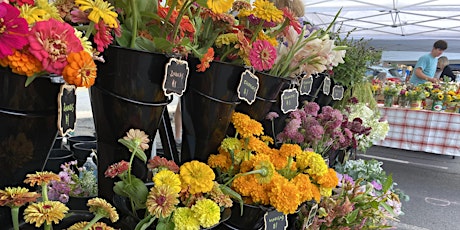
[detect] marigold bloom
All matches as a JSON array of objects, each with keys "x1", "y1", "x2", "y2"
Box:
[
  {"x1": 180, "y1": 161, "x2": 215, "y2": 194},
  {"x1": 191, "y1": 198, "x2": 221, "y2": 228},
  {"x1": 279, "y1": 143, "x2": 302, "y2": 158},
  {"x1": 123, "y1": 128, "x2": 150, "y2": 151},
  {"x1": 75, "y1": 0, "x2": 118, "y2": 28},
  {"x1": 62, "y1": 50, "x2": 97, "y2": 88},
  {"x1": 291, "y1": 174, "x2": 314, "y2": 203},
  {"x1": 196, "y1": 47, "x2": 214, "y2": 72},
  {"x1": 249, "y1": 39, "x2": 276, "y2": 72},
  {"x1": 246, "y1": 136, "x2": 270, "y2": 154},
  {"x1": 67, "y1": 221, "x2": 115, "y2": 230},
  {"x1": 87, "y1": 197, "x2": 119, "y2": 222},
  {"x1": 28, "y1": 18, "x2": 83, "y2": 75},
  {"x1": 104, "y1": 160, "x2": 129, "y2": 178},
  {"x1": 146, "y1": 184, "x2": 179, "y2": 219},
  {"x1": 173, "y1": 207, "x2": 200, "y2": 230},
  {"x1": 268, "y1": 176, "x2": 300, "y2": 214},
  {"x1": 147, "y1": 156, "x2": 180, "y2": 173},
  {"x1": 252, "y1": 154, "x2": 275, "y2": 184},
  {"x1": 252, "y1": 0, "x2": 284, "y2": 23},
  {"x1": 207, "y1": 152, "x2": 232, "y2": 171},
  {"x1": 24, "y1": 172, "x2": 60, "y2": 187},
  {"x1": 5, "y1": 49, "x2": 43, "y2": 77},
  {"x1": 23, "y1": 201, "x2": 69, "y2": 227},
  {"x1": 231, "y1": 112, "x2": 264, "y2": 138},
  {"x1": 0, "y1": 2, "x2": 29, "y2": 58},
  {"x1": 153, "y1": 169, "x2": 182, "y2": 194},
  {"x1": 0, "y1": 187, "x2": 40, "y2": 208},
  {"x1": 315, "y1": 168, "x2": 339, "y2": 188},
  {"x1": 207, "y1": 0, "x2": 233, "y2": 14}
]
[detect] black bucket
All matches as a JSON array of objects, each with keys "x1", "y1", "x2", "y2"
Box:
[
  {"x1": 67, "y1": 135, "x2": 97, "y2": 152},
  {"x1": 43, "y1": 149, "x2": 74, "y2": 173},
  {"x1": 73, "y1": 142, "x2": 97, "y2": 166}
]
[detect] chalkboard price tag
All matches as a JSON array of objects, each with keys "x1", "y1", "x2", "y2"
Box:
[
  {"x1": 281, "y1": 88, "x2": 299, "y2": 114},
  {"x1": 237, "y1": 70, "x2": 259, "y2": 105},
  {"x1": 163, "y1": 58, "x2": 189, "y2": 97},
  {"x1": 323, "y1": 76, "x2": 331, "y2": 95},
  {"x1": 304, "y1": 203, "x2": 318, "y2": 229},
  {"x1": 299, "y1": 75, "x2": 313, "y2": 95},
  {"x1": 264, "y1": 210, "x2": 287, "y2": 230},
  {"x1": 57, "y1": 84, "x2": 76, "y2": 137},
  {"x1": 332, "y1": 85, "x2": 345, "y2": 100}
]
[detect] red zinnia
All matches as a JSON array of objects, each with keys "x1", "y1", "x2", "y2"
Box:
[{"x1": 104, "y1": 160, "x2": 130, "y2": 178}]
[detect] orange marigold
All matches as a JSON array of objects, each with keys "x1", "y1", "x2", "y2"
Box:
[
  {"x1": 268, "y1": 175, "x2": 300, "y2": 214},
  {"x1": 62, "y1": 51, "x2": 97, "y2": 88},
  {"x1": 6, "y1": 50, "x2": 43, "y2": 77},
  {"x1": 268, "y1": 149, "x2": 288, "y2": 170},
  {"x1": 311, "y1": 184, "x2": 321, "y2": 202},
  {"x1": 314, "y1": 168, "x2": 339, "y2": 188},
  {"x1": 279, "y1": 143, "x2": 302, "y2": 158},
  {"x1": 291, "y1": 174, "x2": 314, "y2": 203},
  {"x1": 246, "y1": 136, "x2": 270, "y2": 154},
  {"x1": 207, "y1": 152, "x2": 232, "y2": 171}
]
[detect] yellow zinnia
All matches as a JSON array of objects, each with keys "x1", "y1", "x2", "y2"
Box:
[
  {"x1": 173, "y1": 207, "x2": 200, "y2": 230},
  {"x1": 252, "y1": 0, "x2": 283, "y2": 23},
  {"x1": 23, "y1": 201, "x2": 69, "y2": 227},
  {"x1": 191, "y1": 198, "x2": 221, "y2": 228},
  {"x1": 75, "y1": 0, "x2": 118, "y2": 28},
  {"x1": 0, "y1": 187, "x2": 40, "y2": 208},
  {"x1": 19, "y1": 4, "x2": 48, "y2": 24},
  {"x1": 153, "y1": 169, "x2": 182, "y2": 194},
  {"x1": 146, "y1": 185, "x2": 179, "y2": 219},
  {"x1": 24, "y1": 172, "x2": 60, "y2": 187},
  {"x1": 87, "y1": 198, "x2": 119, "y2": 223},
  {"x1": 180, "y1": 161, "x2": 215, "y2": 194},
  {"x1": 207, "y1": 0, "x2": 234, "y2": 14}
]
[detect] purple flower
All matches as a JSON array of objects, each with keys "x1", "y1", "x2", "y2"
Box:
[
  {"x1": 265, "y1": 112, "x2": 279, "y2": 121},
  {"x1": 371, "y1": 180, "x2": 382, "y2": 190},
  {"x1": 303, "y1": 102, "x2": 320, "y2": 116}
]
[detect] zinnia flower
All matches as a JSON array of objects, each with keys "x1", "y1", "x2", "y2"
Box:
[
  {"x1": 249, "y1": 39, "x2": 276, "y2": 71},
  {"x1": 27, "y1": 18, "x2": 84, "y2": 75},
  {"x1": 75, "y1": 0, "x2": 118, "y2": 28},
  {"x1": 94, "y1": 19, "x2": 113, "y2": 52},
  {"x1": 24, "y1": 172, "x2": 60, "y2": 187},
  {"x1": 62, "y1": 50, "x2": 97, "y2": 88},
  {"x1": 196, "y1": 47, "x2": 214, "y2": 72},
  {"x1": 104, "y1": 160, "x2": 129, "y2": 178},
  {"x1": 252, "y1": 0, "x2": 284, "y2": 23},
  {"x1": 87, "y1": 197, "x2": 119, "y2": 223},
  {"x1": 67, "y1": 221, "x2": 115, "y2": 230},
  {"x1": 145, "y1": 184, "x2": 179, "y2": 219},
  {"x1": 123, "y1": 128, "x2": 150, "y2": 151},
  {"x1": 0, "y1": 187, "x2": 40, "y2": 208},
  {"x1": 0, "y1": 2, "x2": 29, "y2": 58},
  {"x1": 23, "y1": 201, "x2": 69, "y2": 227},
  {"x1": 191, "y1": 198, "x2": 220, "y2": 228},
  {"x1": 207, "y1": 0, "x2": 233, "y2": 14},
  {"x1": 4, "y1": 49, "x2": 43, "y2": 77},
  {"x1": 180, "y1": 161, "x2": 215, "y2": 194},
  {"x1": 153, "y1": 169, "x2": 182, "y2": 194},
  {"x1": 147, "y1": 156, "x2": 180, "y2": 173},
  {"x1": 173, "y1": 207, "x2": 200, "y2": 230}
]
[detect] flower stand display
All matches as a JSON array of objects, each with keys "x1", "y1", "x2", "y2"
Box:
[
  {"x1": 180, "y1": 59, "x2": 244, "y2": 163},
  {"x1": 90, "y1": 46, "x2": 171, "y2": 200}
]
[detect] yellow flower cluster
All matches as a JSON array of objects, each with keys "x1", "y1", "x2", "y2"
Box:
[{"x1": 207, "y1": 112, "x2": 339, "y2": 215}]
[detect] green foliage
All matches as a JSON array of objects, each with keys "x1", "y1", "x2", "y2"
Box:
[
  {"x1": 333, "y1": 81, "x2": 378, "y2": 111},
  {"x1": 330, "y1": 30, "x2": 382, "y2": 88}
]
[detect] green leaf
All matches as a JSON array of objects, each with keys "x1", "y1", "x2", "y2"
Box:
[
  {"x1": 156, "y1": 218, "x2": 175, "y2": 230},
  {"x1": 135, "y1": 214, "x2": 156, "y2": 230},
  {"x1": 118, "y1": 138, "x2": 147, "y2": 163},
  {"x1": 380, "y1": 202, "x2": 396, "y2": 217},
  {"x1": 382, "y1": 174, "x2": 393, "y2": 193},
  {"x1": 345, "y1": 209, "x2": 359, "y2": 224},
  {"x1": 195, "y1": 0, "x2": 207, "y2": 7},
  {"x1": 220, "y1": 184, "x2": 244, "y2": 216},
  {"x1": 25, "y1": 75, "x2": 38, "y2": 87}
]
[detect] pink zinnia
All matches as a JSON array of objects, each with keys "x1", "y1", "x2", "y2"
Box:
[
  {"x1": 104, "y1": 160, "x2": 130, "y2": 178},
  {"x1": 249, "y1": 39, "x2": 276, "y2": 71},
  {"x1": 0, "y1": 2, "x2": 29, "y2": 58},
  {"x1": 28, "y1": 18, "x2": 83, "y2": 75},
  {"x1": 147, "y1": 156, "x2": 179, "y2": 173},
  {"x1": 94, "y1": 20, "x2": 113, "y2": 52}
]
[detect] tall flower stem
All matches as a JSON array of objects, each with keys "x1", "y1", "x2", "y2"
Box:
[
  {"x1": 223, "y1": 168, "x2": 267, "y2": 187},
  {"x1": 11, "y1": 207, "x2": 19, "y2": 230},
  {"x1": 129, "y1": 0, "x2": 139, "y2": 48},
  {"x1": 41, "y1": 183, "x2": 49, "y2": 201},
  {"x1": 82, "y1": 214, "x2": 103, "y2": 230}
]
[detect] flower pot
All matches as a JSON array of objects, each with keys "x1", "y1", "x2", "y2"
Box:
[
  {"x1": 383, "y1": 95, "x2": 394, "y2": 107},
  {"x1": 43, "y1": 149, "x2": 74, "y2": 173},
  {"x1": 180, "y1": 59, "x2": 244, "y2": 163},
  {"x1": 432, "y1": 100, "x2": 443, "y2": 111},
  {"x1": 90, "y1": 46, "x2": 171, "y2": 200},
  {"x1": 409, "y1": 100, "x2": 422, "y2": 110},
  {"x1": 72, "y1": 142, "x2": 97, "y2": 166},
  {"x1": 67, "y1": 135, "x2": 97, "y2": 152},
  {"x1": 424, "y1": 98, "x2": 433, "y2": 110},
  {"x1": 0, "y1": 68, "x2": 61, "y2": 189},
  {"x1": 222, "y1": 203, "x2": 275, "y2": 230},
  {"x1": 445, "y1": 102, "x2": 458, "y2": 113},
  {"x1": 235, "y1": 72, "x2": 291, "y2": 122}
]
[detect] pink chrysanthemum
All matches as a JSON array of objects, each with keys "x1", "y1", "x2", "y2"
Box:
[
  {"x1": 94, "y1": 20, "x2": 113, "y2": 52},
  {"x1": 265, "y1": 112, "x2": 279, "y2": 121},
  {"x1": 303, "y1": 102, "x2": 320, "y2": 117},
  {"x1": 249, "y1": 40, "x2": 276, "y2": 71},
  {"x1": 27, "y1": 18, "x2": 83, "y2": 75},
  {"x1": 0, "y1": 2, "x2": 29, "y2": 58}
]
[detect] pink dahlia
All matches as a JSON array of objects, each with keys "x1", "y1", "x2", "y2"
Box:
[
  {"x1": 0, "y1": 2, "x2": 29, "y2": 58},
  {"x1": 249, "y1": 39, "x2": 276, "y2": 71},
  {"x1": 28, "y1": 18, "x2": 83, "y2": 75}
]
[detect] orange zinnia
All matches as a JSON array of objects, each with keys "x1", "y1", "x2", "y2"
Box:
[
  {"x1": 62, "y1": 51, "x2": 97, "y2": 88},
  {"x1": 196, "y1": 48, "x2": 214, "y2": 72}
]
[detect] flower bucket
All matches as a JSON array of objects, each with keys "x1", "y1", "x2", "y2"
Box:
[
  {"x1": 445, "y1": 102, "x2": 458, "y2": 113},
  {"x1": 409, "y1": 100, "x2": 422, "y2": 110},
  {"x1": 235, "y1": 72, "x2": 291, "y2": 121},
  {"x1": 223, "y1": 203, "x2": 275, "y2": 230},
  {"x1": 180, "y1": 59, "x2": 243, "y2": 163},
  {"x1": 383, "y1": 95, "x2": 394, "y2": 107},
  {"x1": 0, "y1": 68, "x2": 61, "y2": 187},
  {"x1": 90, "y1": 46, "x2": 171, "y2": 200},
  {"x1": 43, "y1": 149, "x2": 74, "y2": 173},
  {"x1": 432, "y1": 100, "x2": 443, "y2": 111}
]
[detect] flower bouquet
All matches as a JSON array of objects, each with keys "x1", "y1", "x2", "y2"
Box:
[
  {"x1": 104, "y1": 129, "x2": 233, "y2": 230},
  {"x1": 207, "y1": 112, "x2": 339, "y2": 228},
  {"x1": 0, "y1": 171, "x2": 119, "y2": 230}
]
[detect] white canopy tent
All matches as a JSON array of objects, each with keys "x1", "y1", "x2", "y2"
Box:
[{"x1": 302, "y1": 0, "x2": 460, "y2": 64}]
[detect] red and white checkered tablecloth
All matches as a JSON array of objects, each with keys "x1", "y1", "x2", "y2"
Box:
[{"x1": 374, "y1": 107, "x2": 460, "y2": 156}]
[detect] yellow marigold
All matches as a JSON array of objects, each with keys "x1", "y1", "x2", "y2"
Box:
[
  {"x1": 291, "y1": 174, "x2": 314, "y2": 203},
  {"x1": 87, "y1": 198, "x2": 119, "y2": 223},
  {"x1": 6, "y1": 50, "x2": 43, "y2": 77},
  {"x1": 268, "y1": 176, "x2": 300, "y2": 214},
  {"x1": 62, "y1": 50, "x2": 97, "y2": 88},
  {"x1": 24, "y1": 172, "x2": 60, "y2": 187},
  {"x1": 207, "y1": 152, "x2": 232, "y2": 171},
  {"x1": 191, "y1": 198, "x2": 221, "y2": 228},
  {"x1": 260, "y1": 135, "x2": 274, "y2": 145},
  {"x1": 23, "y1": 201, "x2": 69, "y2": 227},
  {"x1": 180, "y1": 161, "x2": 215, "y2": 194},
  {"x1": 305, "y1": 151, "x2": 328, "y2": 177},
  {"x1": 252, "y1": 0, "x2": 284, "y2": 23},
  {"x1": 320, "y1": 187, "x2": 333, "y2": 197},
  {"x1": 207, "y1": 0, "x2": 233, "y2": 14},
  {"x1": 279, "y1": 143, "x2": 302, "y2": 158},
  {"x1": 0, "y1": 187, "x2": 40, "y2": 208},
  {"x1": 220, "y1": 137, "x2": 242, "y2": 152},
  {"x1": 153, "y1": 169, "x2": 182, "y2": 194},
  {"x1": 67, "y1": 221, "x2": 115, "y2": 230},
  {"x1": 215, "y1": 33, "x2": 238, "y2": 48},
  {"x1": 231, "y1": 112, "x2": 263, "y2": 138},
  {"x1": 173, "y1": 207, "x2": 200, "y2": 230},
  {"x1": 314, "y1": 168, "x2": 339, "y2": 189}
]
